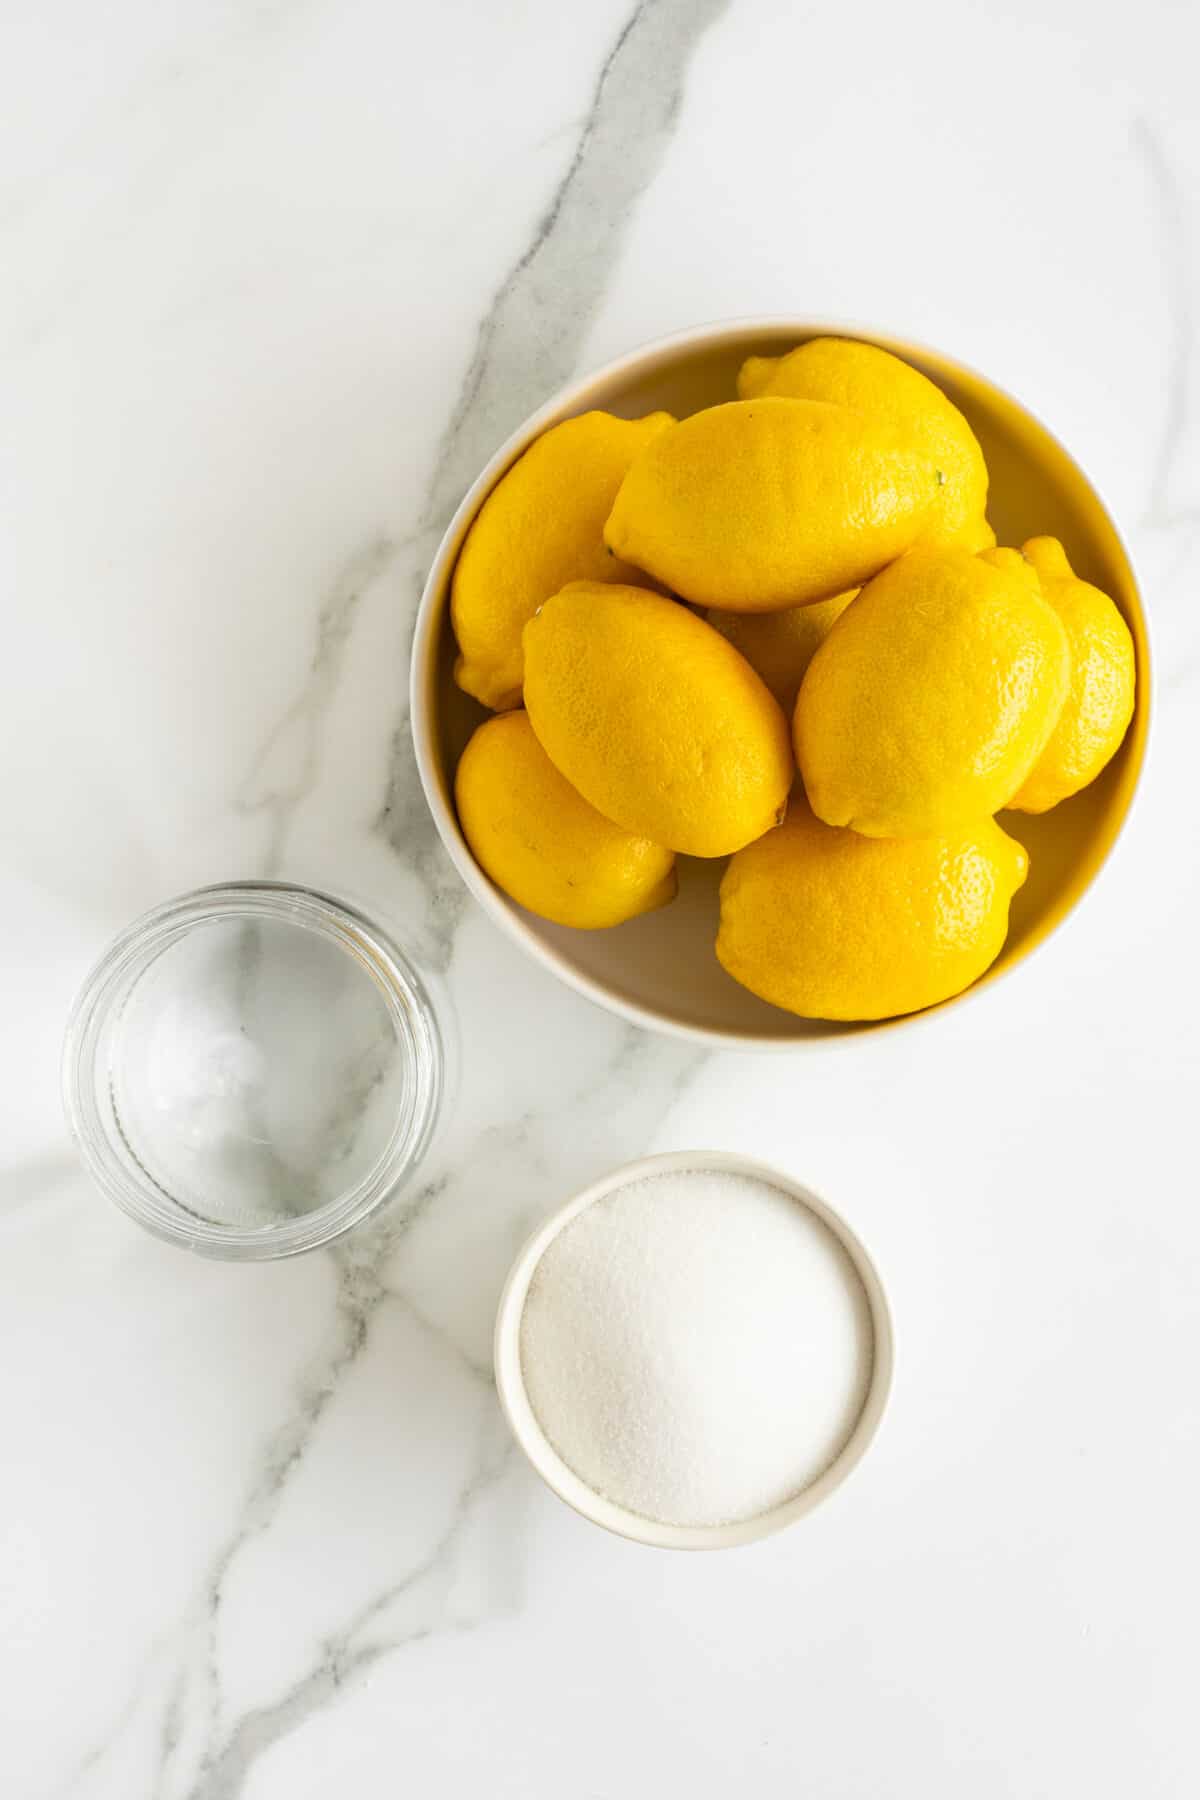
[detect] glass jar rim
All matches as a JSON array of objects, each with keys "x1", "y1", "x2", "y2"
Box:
[{"x1": 61, "y1": 881, "x2": 443, "y2": 1260}]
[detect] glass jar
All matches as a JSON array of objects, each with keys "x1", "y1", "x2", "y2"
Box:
[{"x1": 62, "y1": 883, "x2": 443, "y2": 1259}]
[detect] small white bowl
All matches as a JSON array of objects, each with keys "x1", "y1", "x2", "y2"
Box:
[{"x1": 493, "y1": 1150, "x2": 894, "y2": 1550}]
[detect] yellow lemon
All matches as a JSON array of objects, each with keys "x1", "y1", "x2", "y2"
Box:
[
  {"x1": 452, "y1": 409, "x2": 673, "y2": 710},
  {"x1": 603, "y1": 397, "x2": 939, "y2": 612},
  {"x1": 455, "y1": 711, "x2": 676, "y2": 929},
  {"x1": 1007, "y1": 537, "x2": 1136, "y2": 813},
  {"x1": 738, "y1": 337, "x2": 992, "y2": 551},
  {"x1": 523, "y1": 582, "x2": 792, "y2": 857},
  {"x1": 716, "y1": 800, "x2": 1029, "y2": 1021},
  {"x1": 795, "y1": 546, "x2": 1070, "y2": 837},
  {"x1": 957, "y1": 515, "x2": 998, "y2": 553},
  {"x1": 707, "y1": 590, "x2": 858, "y2": 713}
]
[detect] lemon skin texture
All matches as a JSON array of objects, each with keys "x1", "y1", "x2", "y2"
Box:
[
  {"x1": 706, "y1": 590, "x2": 858, "y2": 713},
  {"x1": 737, "y1": 336, "x2": 991, "y2": 552},
  {"x1": 455, "y1": 711, "x2": 677, "y2": 929},
  {"x1": 604, "y1": 397, "x2": 940, "y2": 612},
  {"x1": 1007, "y1": 537, "x2": 1136, "y2": 813},
  {"x1": 452, "y1": 409, "x2": 673, "y2": 711},
  {"x1": 716, "y1": 800, "x2": 1029, "y2": 1021},
  {"x1": 795, "y1": 546, "x2": 1071, "y2": 838},
  {"x1": 523, "y1": 582, "x2": 793, "y2": 858}
]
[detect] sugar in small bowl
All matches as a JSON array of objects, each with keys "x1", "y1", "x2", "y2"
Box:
[{"x1": 493, "y1": 1151, "x2": 893, "y2": 1548}]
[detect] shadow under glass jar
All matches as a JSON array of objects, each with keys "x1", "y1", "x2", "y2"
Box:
[{"x1": 62, "y1": 883, "x2": 443, "y2": 1260}]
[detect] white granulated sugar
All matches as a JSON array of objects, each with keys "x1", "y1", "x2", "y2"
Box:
[{"x1": 519, "y1": 1169, "x2": 874, "y2": 1529}]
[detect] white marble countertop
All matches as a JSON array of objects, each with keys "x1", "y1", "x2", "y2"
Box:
[{"x1": 4, "y1": 3, "x2": 1199, "y2": 1795}]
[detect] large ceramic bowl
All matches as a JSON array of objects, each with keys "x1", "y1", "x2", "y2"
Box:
[{"x1": 411, "y1": 320, "x2": 1150, "y2": 1048}]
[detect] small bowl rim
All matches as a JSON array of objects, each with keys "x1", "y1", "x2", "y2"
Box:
[
  {"x1": 493, "y1": 1148, "x2": 895, "y2": 1550},
  {"x1": 412, "y1": 315, "x2": 1152, "y2": 1049}
]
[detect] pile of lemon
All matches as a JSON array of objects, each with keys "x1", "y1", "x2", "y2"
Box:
[{"x1": 451, "y1": 338, "x2": 1136, "y2": 1022}]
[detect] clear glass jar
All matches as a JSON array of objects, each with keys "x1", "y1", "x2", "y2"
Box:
[{"x1": 62, "y1": 883, "x2": 443, "y2": 1260}]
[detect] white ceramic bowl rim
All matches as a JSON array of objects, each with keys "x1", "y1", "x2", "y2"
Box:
[{"x1": 493, "y1": 1149, "x2": 895, "y2": 1550}]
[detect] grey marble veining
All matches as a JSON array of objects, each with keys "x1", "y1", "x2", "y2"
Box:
[
  {"x1": 236, "y1": 535, "x2": 406, "y2": 877},
  {"x1": 424, "y1": 0, "x2": 730, "y2": 522},
  {"x1": 67, "y1": 1007, "x2": 705, "y2": 1796},
  {"x1": 239, "y1": 0, "x2": 726, "y2": 933},
  {"x1": 45, "y1": 7, "x2": 731, "y2": 1781},
  {"x1": 1133, "y1": 119, "x2": 1200, "y2": 530},
  {"x1": 5, "y1": 0, "x2": 1200, "y2": 1795}
]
